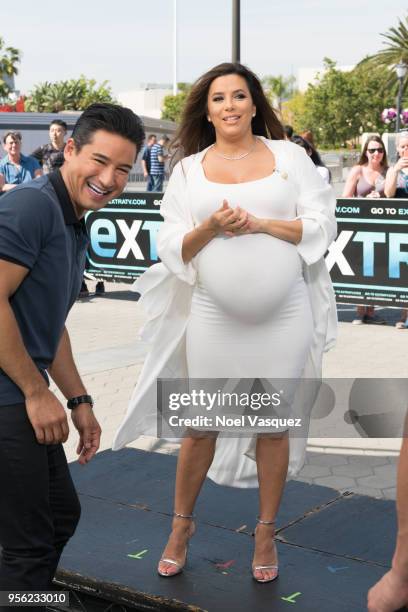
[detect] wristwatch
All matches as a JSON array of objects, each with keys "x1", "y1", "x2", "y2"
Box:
[{"x1": 67, "y1": 394, "x2": 94, "y2": 410}]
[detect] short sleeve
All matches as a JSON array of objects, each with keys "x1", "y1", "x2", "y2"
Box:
[
  {"x1": 156, "y1": 160, "x2": 196, "y2": 284},
  {"x1": 0, "y1": 188, "x2": 56, "y2": 269},
  {"x1": 28, "y1": 156, "x2": 41, "y2": 172},
  {"x1": 290, "y1": 144, "x2": 337, "y2": 265},
  {"x1": 31, "y1": 146, "x2": 44, "y2": 163}
]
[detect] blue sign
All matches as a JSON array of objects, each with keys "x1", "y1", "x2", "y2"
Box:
[
  {"x1": 85, "y1": 192, "x2": 163, "y2": 282},
  {"x1": 328, "y1": 198, "x2": 408, "y2": 306}
]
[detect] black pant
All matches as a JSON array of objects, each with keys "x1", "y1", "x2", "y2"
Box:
[{"x1": 0, "y1": 403, "x2": 81, "y2": 591}]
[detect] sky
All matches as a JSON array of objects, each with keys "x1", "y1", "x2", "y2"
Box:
[{"x1": 2, "y1": 0, "x2": 408, "y2": 96}]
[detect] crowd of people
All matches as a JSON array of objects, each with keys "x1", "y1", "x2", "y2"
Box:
[
  {"x1": 0, "y1": 119, "x2": 69, "y2": 194},
  {"x1": 340, "y1": 132, "x2": 408, "y2": 327},
  {"x1": 0, "y1": 65, "x2": 407, "y2": 612}
]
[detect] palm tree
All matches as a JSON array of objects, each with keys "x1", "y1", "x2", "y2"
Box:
[
  {"x1": 262, "y1": 75, "x2": 296, "y2": 115},
  {"x1": 358, "y1": 14, "x2": 408, "y2": 93},
  {"x1": 0, "y1": 37, "x2": 21, "y2": 99}
]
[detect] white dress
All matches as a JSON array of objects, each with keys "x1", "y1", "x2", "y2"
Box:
[
  {"x1": 112, "y1": 138, "x2": 338, "y2": 488},
  {"x1": 187, "y1": 160, "x2": 313, "y2": 378}
]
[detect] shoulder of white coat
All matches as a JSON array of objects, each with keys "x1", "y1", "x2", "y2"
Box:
[
  {"x1": 282, "y1": 139, "x2": 310, "y2": 161},
  {"x1": 171, "y1": 152, "x2": 200, "y2": 181},
  {"x1": 262, "y1": 138, "x2": 306, "y2": 163}
]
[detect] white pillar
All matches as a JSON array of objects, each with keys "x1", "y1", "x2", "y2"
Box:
[{"x1": 173, "y1": 0, "x2": 178, "y2": 96}]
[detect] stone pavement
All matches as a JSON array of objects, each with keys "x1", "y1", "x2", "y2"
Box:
[{"x1": 57, "y1": 282, "x2": 404, "y2": 501}]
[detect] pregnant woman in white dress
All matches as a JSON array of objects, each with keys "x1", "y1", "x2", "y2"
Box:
[{"x1": 113, "y1": 63, "x2": 337, "y2": 583}]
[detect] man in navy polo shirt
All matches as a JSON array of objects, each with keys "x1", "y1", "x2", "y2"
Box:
[{"x1": 0, "y1": 104, "x2": 145, "y2": 593}]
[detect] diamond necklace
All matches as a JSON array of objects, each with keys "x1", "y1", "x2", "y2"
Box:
[{"x1": 212, "y1": 137, "x2": 258, "y2": 161}]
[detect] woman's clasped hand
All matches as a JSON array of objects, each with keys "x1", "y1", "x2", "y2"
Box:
[{"x1": 208, "y1": 199, "x2": 263, "y2": 237}]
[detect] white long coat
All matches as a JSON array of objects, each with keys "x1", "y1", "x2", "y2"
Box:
[{"x1": 112, "y1": 138, "x2": 338, "y2": 487}]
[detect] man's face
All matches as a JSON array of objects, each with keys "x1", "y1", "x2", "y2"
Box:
[
  {"x1": 3, "y1": 135, "x2": 22, "y2": 158},
  {"x1": 49, "y1": 124, "x2": 66, "y2": 149},
  {"x1": 61, "y1": 129, "x2": 136, "y2": 218},
  {"x1": 149, "y1": 136, "x2": 156, "y2": 146}
]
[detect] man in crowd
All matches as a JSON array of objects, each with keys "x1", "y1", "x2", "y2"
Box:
[
  {"x1": 283, "y1": 124, "x2": 294, "y2": 140},
  {"x1": 368, "y1": 418, "x2": 408, "y2": 611},
  {"x1": 141, "y1": 133, "x2": 156, "y2": 191},
  {"x1": 31, "y1": 119, "x2": 68, "y2": 174},
  {"x1": 0, "y1": 131, "x2": 42, "y2": 192},
  {"x1": 0, "y1": 103, "x2": 144, "y2": 595},
  {"x1": 149, "y1": 134, "x2": 169, "y2": 192}
]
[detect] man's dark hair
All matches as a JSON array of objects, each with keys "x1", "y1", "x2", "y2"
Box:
[
  {"x1": 71, "y1": 103, "x2": 145, "y2": 157},
  {"x1": 148, "y1": 134, "x2": 157, "y2": 141},
  {"x1": 3, "y1": 130, "x2": 22, "y2": 143},
  {"x1": 283, "y1": 125, "x2": 294, "y2": 138},
  {"x1": 50, "y1": 119, "x2": 68, "y2": 131}
]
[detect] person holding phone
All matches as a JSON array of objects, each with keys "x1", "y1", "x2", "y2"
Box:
[
  {"x1": 384, "y1": 132, "x2": 408, "y2": 198},
  {"x1": 384, "y1": 132, "x2": 408, "y2": 329}
]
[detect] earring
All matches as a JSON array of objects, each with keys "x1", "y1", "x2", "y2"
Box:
[
  {"x1": 207, "y1": 117, "x2": 212, "y2": 122},
  {"x1": 252, "y1": 112, "x2": 256, "y2": 117}
]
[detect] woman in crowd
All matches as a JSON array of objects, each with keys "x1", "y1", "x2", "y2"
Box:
[
  {"x1": 300, "y1": 130, "x2": 315, "y2": 148},
  {"x1": 342, "y1": 136, "x2": 388, "y2": 325},
  {"x1": 113, "y1": 63, "x2": 337, "y2": 583},
  {"x1": 291, "y1": 134, "x2": 331, "y2": 184},
  {"x1": 384, "y1": 132, "x2": 408, "y2": 329}
]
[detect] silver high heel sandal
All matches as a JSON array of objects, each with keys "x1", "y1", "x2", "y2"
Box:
[
  {"x1": 252, "y1": 517, "x2": 279, "y2": 583},
  {"x1": 157, "y1": 512, "x2": 195, "y2": 577}
]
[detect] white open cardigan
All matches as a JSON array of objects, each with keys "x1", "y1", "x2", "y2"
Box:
[{"x1": 112, "y1": 138, "x2": 338, "y2": 487}]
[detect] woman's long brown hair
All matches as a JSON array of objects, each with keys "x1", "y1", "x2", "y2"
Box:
[
  {"x1": 358, "y1": 135, "x2": 388, "y2": 168},
  {"x1": 171, "y1": 62, "x2": 284, "y2": 163}
]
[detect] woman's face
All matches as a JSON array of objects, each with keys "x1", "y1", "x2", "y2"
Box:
[
  {"x1": 207, "y1": 74, "x2": 256, "y2": 140},
  {"x1": 397, "y1": 136, "x2": 408, "y2": 158},
  {"x1": 366, "y1": 140, "x2": 384, "y2": 164}
]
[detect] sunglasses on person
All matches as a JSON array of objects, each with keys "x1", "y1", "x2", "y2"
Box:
[{"x1": 367, "y1": 147, "x2": 384, "y2": 154}]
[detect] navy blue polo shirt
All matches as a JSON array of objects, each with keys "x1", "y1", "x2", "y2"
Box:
[{"x1": 0, "y1": 171, "x2": 89, "y2": 405}]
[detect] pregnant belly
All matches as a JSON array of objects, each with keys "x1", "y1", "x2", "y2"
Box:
[{"x1": 196, "y1": 233, "x2": 302, "y2": 323}]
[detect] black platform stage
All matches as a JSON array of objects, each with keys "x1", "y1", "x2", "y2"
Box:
[{"x1": 55, "y1": 448, "x2": 399, "y2": 612}]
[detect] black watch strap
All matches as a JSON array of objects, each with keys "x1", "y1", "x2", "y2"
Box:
[{"x1": 67, "y1": 394, "x2": 94, "y2": 410}]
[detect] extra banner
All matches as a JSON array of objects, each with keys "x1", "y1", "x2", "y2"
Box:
[
  {"x1": 85, "y1": 192, "x2": 163, "y2": 282},
  {"x1": 329, "y1": 198, "x2": 408, "y2": 307},
  {"x1": 85, "y1": 193, "x2": 408, "y2": 307}
]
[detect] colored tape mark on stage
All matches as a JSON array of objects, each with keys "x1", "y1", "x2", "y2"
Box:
[
  {"x1": 127, "y1": 549, "x2": 148, "y2": 559},
  {"x1": 281, "y1": 592, "x2": 302, "y2": 604},
  {"x1": 216, "y1": 560, "x2": 235, "y2": 570},
  {"x1": 328, "y1": 565, "x2": 349, "y2": 573}
]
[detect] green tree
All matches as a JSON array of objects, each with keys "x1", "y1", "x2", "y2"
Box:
[
  {"x1": 281, "y1": 92, "x2": 307, "y2": 132},
  {"x1": 297, "y1": 59, "x2": 395, "y2": 148},
  {"x1": 0, "y1": 37, "x2": 21, "y2": 99},
  {"x1": 161, "y1": 83, "x2": 191, "y2": 123},
  {"x1": 262, "y1": 75, "x2": 296, "y2": 115},
  {"x1": 25, "y1": 76, "x2": 115, "y2": 112},
  {"x1": 358, "y1": 14, "x2": 408, "y2": 93}
]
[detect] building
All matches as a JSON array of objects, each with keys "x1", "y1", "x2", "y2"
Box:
[{"x1": 117, "y1": 84, "x2": 172, "y2": 120}]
